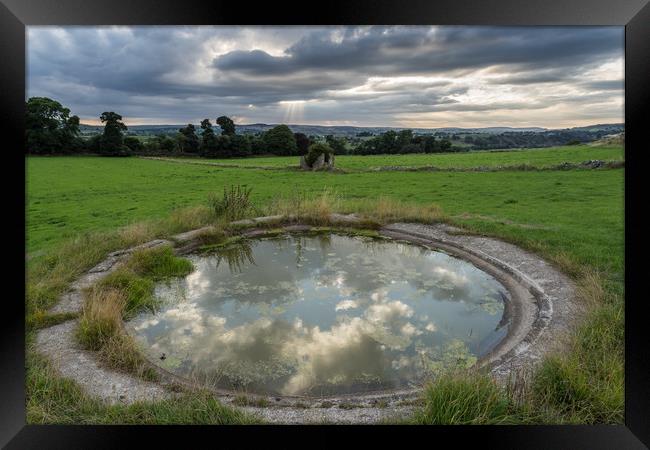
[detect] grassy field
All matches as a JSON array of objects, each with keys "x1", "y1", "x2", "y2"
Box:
[
  {"x1": 162, "y1": 145, "x2": 623, "y2": 170},
  {"x1": 27, "y1": 152, "x2": 624, "y2": 272},
  {"x1": 26, "y1": 145, "x2": 625, "y2": 424}
]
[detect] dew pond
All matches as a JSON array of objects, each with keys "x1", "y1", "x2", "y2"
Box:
[{"x1": 127, "y1": 233, "x2": 509, "y2": 396}]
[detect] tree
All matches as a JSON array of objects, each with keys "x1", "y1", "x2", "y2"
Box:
[
  {"x1": 200, "y1": 119, "x2": 217, "y2": 155},
  {"x1": 396, "y1": 129, "x2": 414, "y2": 149},
  {"x1": 86, "y1": 134, "x2": 101, "y2": 154},
  {"x1": 158, "y1": 135, "x2": 176, "y2": 153},
  {"x1": 294, "y1": 133, "x2": 311, "y2": 154},
  {"x1": 143, "y1": 134, "x2": 177, "y2": 155},
  {"x1": 123, "y1": 136, "x2": 144, "y2": 154},
  {"x1": 380, "y1": 130, "x2": 399, "y2": 153},
  {"x1": 325, "y1": 135, "x2": 347, "y2": 155},
  {"x1": 178, "y1": 124, "x2": 199, "y2": 153},
  {"x1": 263, "y1": 125, "x2": 297, "y2": 156},
  {"x1": 216, "y1": 116, "x2": 236, "y2": 136},
  {"x1": 401, "y1": 143, "x2": 422, "y2": 154},
  {"x1": 249, "y1": 134, "x2": 266, "y2": 155},
  {"x1": 174, "y1": 133, "x2": 188, "y2": 153},
  {"x1": 419, "y1": 135, "x2": 438, "y2": 153},
  {"x1": 213, "y1": 135, "x2": 231, "y2": 158},
  {"x1": 99, "y1": 112, "x2": 129, "y2": 156},
  {"x1": 26, "y1": 97, "x2": 80, "y2": 154},
  {"x1": 229, "y1": 134, "x2": 252, "y2": 157},
  {"x1": 439, "y1": 139, "x2": 452, "y2": 152}
]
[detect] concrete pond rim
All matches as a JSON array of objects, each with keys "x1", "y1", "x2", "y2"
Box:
[{"x1": 36, "y1": 215, "x2": 580, "y2": 423}]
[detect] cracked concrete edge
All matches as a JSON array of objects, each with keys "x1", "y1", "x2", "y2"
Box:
[
  {"x1": 35, "y1": 320, "x2": 172, "y2": 405},
  {"x1": 49, "y1": 238, "x2": 173, "y2": 315},
  {"x1": 238, "y1": 404, "x2": 417, "y2": 425},
  {"x1": 35, "y1": 215, "x2": 579, "y2": 423}
]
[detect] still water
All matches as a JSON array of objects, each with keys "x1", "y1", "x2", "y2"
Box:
[{"x1": 127, "y1": 233, "x2": 509, "y2": 396}]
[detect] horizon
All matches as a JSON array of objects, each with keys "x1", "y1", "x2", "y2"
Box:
[
  {"x1": 76, "y1": 121, "x2": 623, "y2": 131},
  {"x1": 28, "y1": 26, "x2": 624, "y2": 128}
]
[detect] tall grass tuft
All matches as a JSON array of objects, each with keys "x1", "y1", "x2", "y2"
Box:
[
  {"x1": 264, "y1": 189, "x2": 445, "y2": 226},
  {"x1": 411, "y1": 372, "x2": 519, "y2": 425},
  {"x1": 353, "y1": 195, "x2": 445, "y2": 224},
  {"x1": 264, "y1": 189, "x2": 340, "y2": 223},
  {"x1": 76, "y1": 245, "x2": 195, "y2": 375},
  {"x1": 76, "y1": 289, "x2": 126, "y2": 351},
  {"x1": 531, "y1": 300, "x2": 624, "y2": 423},
  {"x1": 208, "y1": 185, "x2": 253, "y2": 221}
]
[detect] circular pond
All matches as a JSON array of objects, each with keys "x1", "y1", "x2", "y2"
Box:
[{"x1": 127, "y1": 233, "x2": 510, "y2": 396}]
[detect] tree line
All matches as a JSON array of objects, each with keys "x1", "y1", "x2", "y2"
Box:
[
  {"x1": 25, "y1": 97, "x2": 457, "y2": 157},
  {"x1": 461, "y1": 130, "x2": 617, "y2": 150}
]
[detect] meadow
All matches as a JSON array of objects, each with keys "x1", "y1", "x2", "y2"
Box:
[
  {"x1": 27, "y1": 144, "x2": 623, "y2": 263},
  {"x1": 160, "y1": 144, "x2": 623, "y2": 170},
  {"x1": 26, "y1": 144, "x2": 625, "y2": 424}
]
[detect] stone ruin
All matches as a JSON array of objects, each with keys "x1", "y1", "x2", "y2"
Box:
[{"x1": 300, "y1": 152, "x2": 335, "y2": 171}]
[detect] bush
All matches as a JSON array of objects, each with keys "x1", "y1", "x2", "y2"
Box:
[
  {"x1": 208, "y1": 185, "x2": 253, "y2": 220},
  {"x1": 305, "y1": 142, "x2": 333, "y2": 166}
]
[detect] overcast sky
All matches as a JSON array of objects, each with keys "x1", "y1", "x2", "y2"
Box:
[{"x1": 27, "y1": 26, "x2": 624, "y2": 128}]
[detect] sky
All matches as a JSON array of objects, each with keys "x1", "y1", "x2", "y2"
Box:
[{"x1": 26, "y1": 26, "x2": 624, "y2": 129}]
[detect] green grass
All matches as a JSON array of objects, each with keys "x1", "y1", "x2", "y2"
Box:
[
  {"x1": 124, "y1": 245, "x2": 194, "y2": 281},
  {"x1": 162, "y1": 144, "x2": 623, "y2": 170},
  {"x1": 530, "y1": 300, "x2": 624, "y2": 423},
  {"x1": 232, "y1": 395, "x2": 270, "y2": 408},
  {"x1": 98, "y1": 269, "x2": 155, "y2": 317},
  {"x1": 27, "y1": 154, "x2": 624, "y2": 276},
  {"x1": 411, "y1": 373, "x2": 520, "y2": 425},
  {"x1": 26, "y1": 149, "x2": 624, "y2": 425},
  {"x1": 26, "y1": 205, "x2": 213, "y2": 323},
  {"x1": 27, "y1": 351, "x2": 257, "y2": 424},
  {"x1": 77, "y1": 245, "x2": 195, "y2": 352},
  {"x1": 71, "y1": 245, "x2": 197, "y2": 383}
]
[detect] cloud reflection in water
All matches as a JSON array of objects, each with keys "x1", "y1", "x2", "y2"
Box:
[{"x1": 128, "y1": 234, "x2": 508, "y2": 395}]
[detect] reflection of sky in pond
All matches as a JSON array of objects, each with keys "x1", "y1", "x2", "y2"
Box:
[{"x1": 127, "y1": 234, "x2": 509, "y2": 396}]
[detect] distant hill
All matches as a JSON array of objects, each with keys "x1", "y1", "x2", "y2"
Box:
[
  {"x1": 588, "y1": 132, "x2": 625, "y2": 146},
  {"x1": 79, "y1": 122, "x2": 620, "y2": 138}
]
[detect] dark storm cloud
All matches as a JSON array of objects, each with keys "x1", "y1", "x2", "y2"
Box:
[
  {"x1": 27, "y1": 26, "x2": 624, "y2": 127},
  {"x1": 214, "y1": 26, "x2": 621, "y2": 76},
  {"x1": 29, "y1": 27, "x2": 214, "y2": 94}
]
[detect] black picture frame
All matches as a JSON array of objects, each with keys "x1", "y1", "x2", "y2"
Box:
[{"x1": 2, "y1": 0, "x2": 648, "y2": 447}]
